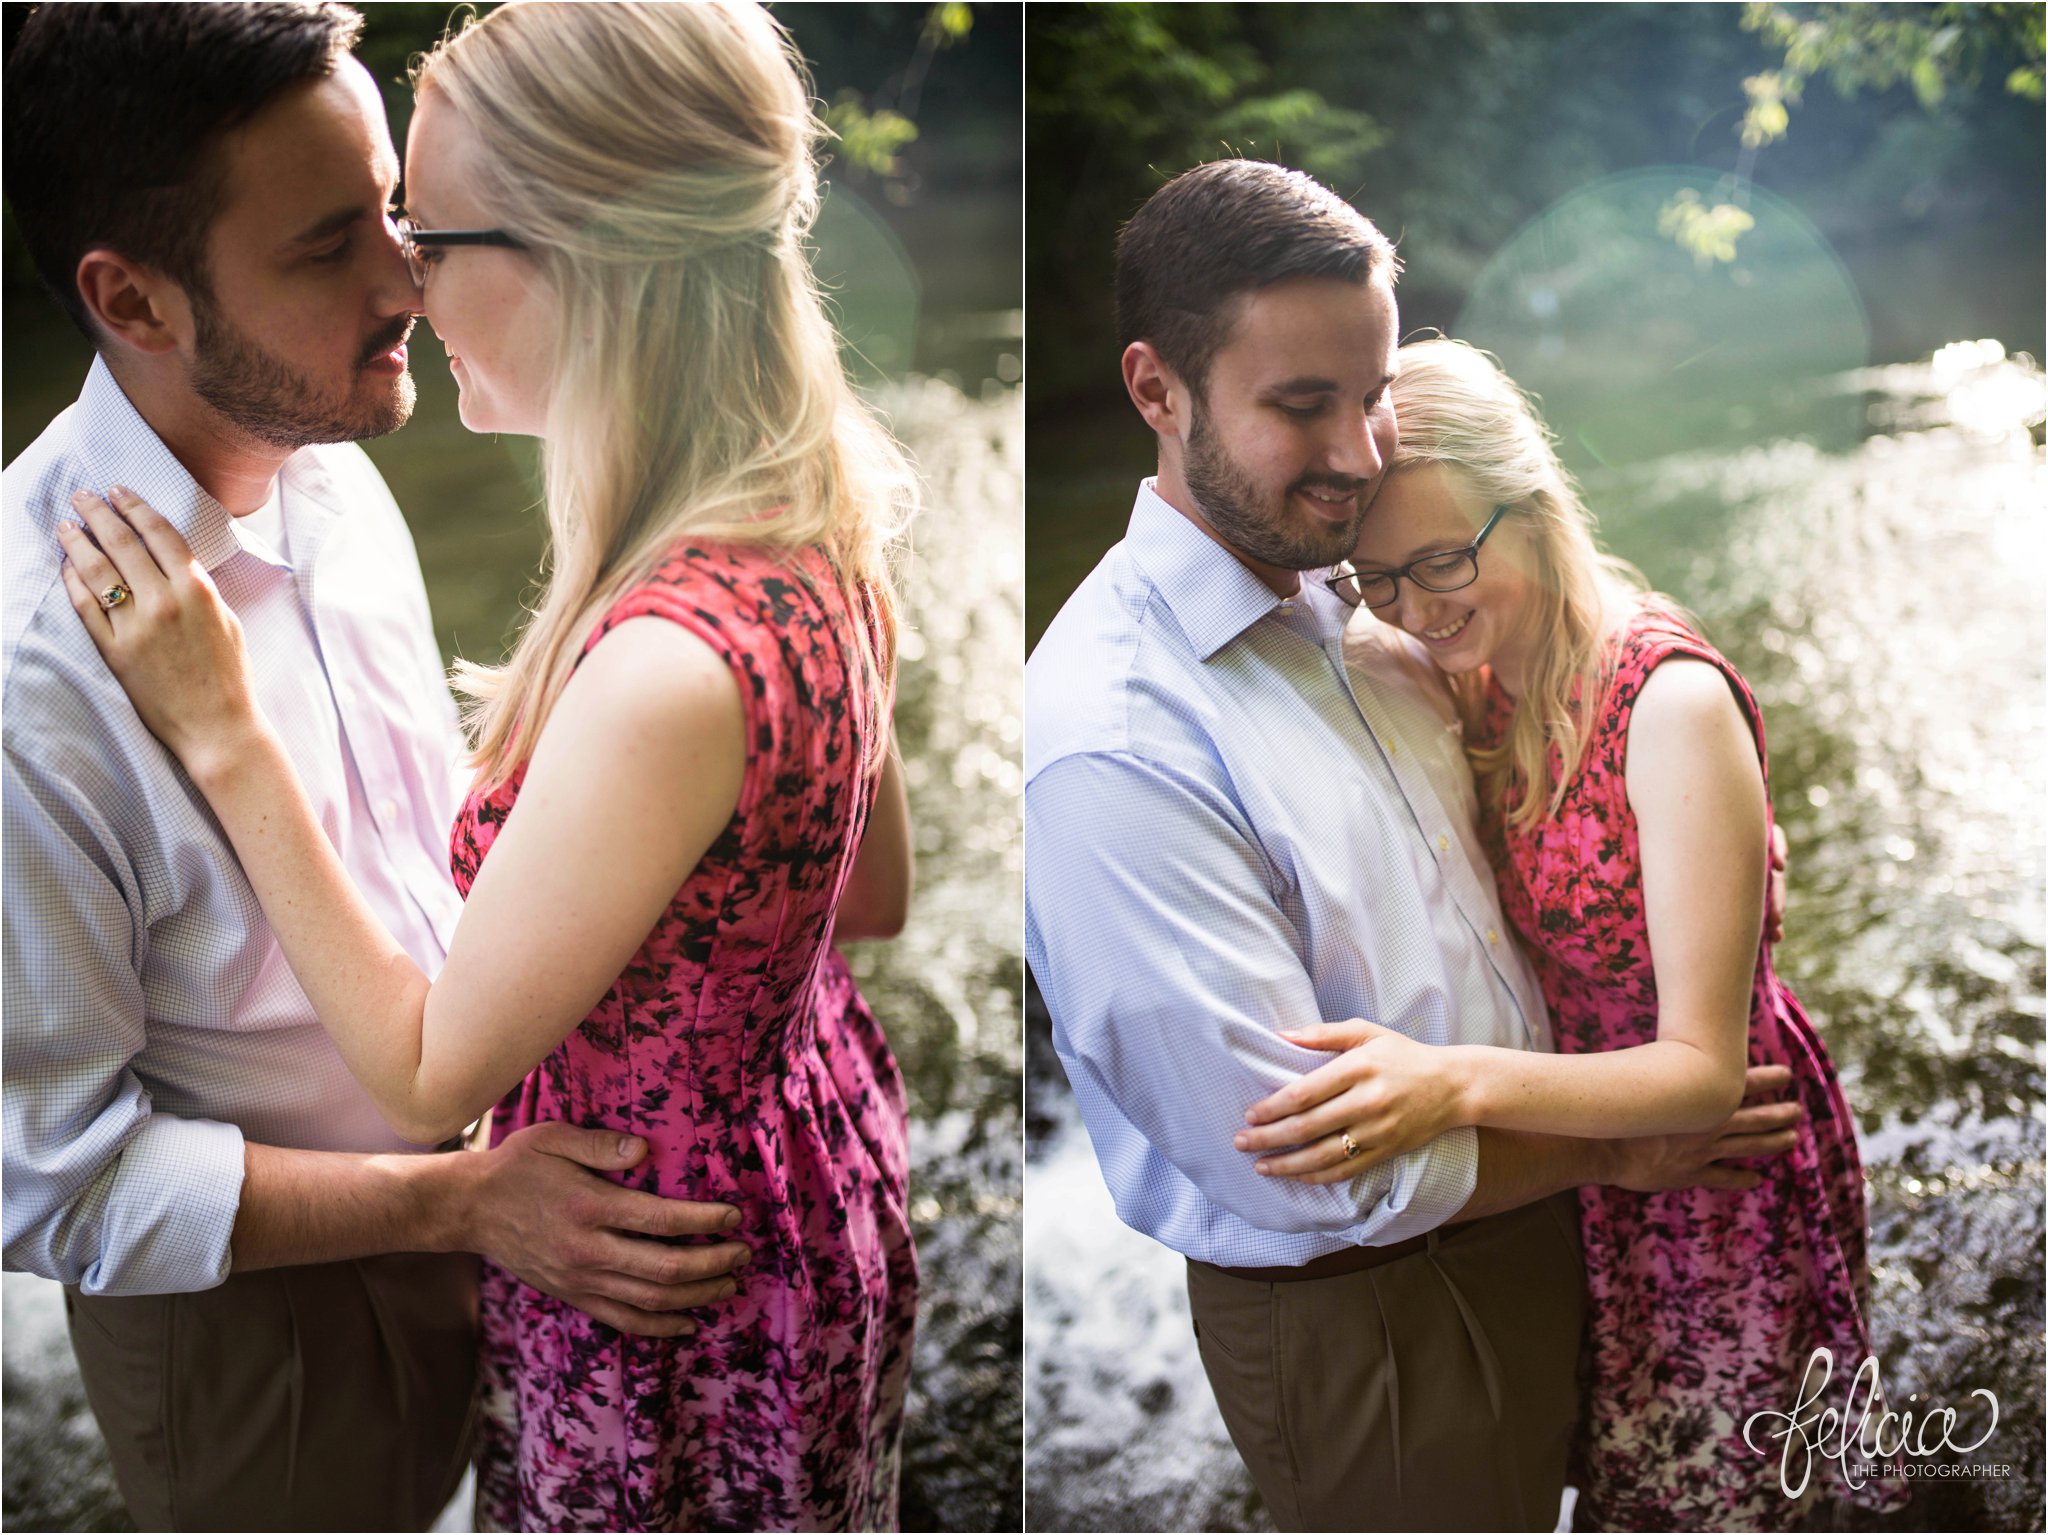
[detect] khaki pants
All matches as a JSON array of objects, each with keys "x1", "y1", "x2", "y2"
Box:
[
  {"x1": 1188, "y1": 1194, "x2": 1586, "y2": 1533},
  {"x1": 65, "y1": 1250, "x2": 479, "y2": 1532}
]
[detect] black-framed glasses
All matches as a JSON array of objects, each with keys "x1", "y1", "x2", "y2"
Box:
[
  {"x1": 395, "y1": 215, "x2": 528, "y2": 287},
  {"x1": 1326, "y1": 503, "x2": 1512, "y2": 609}
]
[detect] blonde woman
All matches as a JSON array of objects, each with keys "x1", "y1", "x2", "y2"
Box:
[
  {"x1": 1231, "y1": 341, "x2": 1901, "y2": 1527},
  {"x1": 55, "y1": 2, "x2": 918, "y2": 1528}
]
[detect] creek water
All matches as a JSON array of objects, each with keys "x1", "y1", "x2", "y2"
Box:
[
  {"x1": 1024, "y1": 344, "x2": 2045, "y2": 1532},
  {"x1": 0, "y1": 375, "x2": 1024, "y2": 1532}
]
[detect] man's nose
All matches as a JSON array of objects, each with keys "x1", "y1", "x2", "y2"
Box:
[{"x1": 1321, "y1": 403, "x2": 1385, "y2": 482}]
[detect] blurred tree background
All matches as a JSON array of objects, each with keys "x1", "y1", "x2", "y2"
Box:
[
  {"x1": 1026, "y1": 0, "x2": 2044, "y2": 637},
  {"x1": 3, "y1": 4, "x2": 1022, "y2": 1531}
]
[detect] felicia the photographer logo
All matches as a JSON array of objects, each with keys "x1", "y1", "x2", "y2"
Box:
[{"x1": 1743, "y1": 1348, "x2": 2002, "y2": 1498}]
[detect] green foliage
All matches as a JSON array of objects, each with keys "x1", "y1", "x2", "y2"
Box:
[
  {"x1": 1665, "y1": 4, "x2": 2046, "y2": 263},
  {"x1": 1029, "y1": 3, "x2": 2044, "y2": 408},
  {"x1": 1739, "y1": 1, "x2": 2047, "y2": 147},
  {"x1": 825, "y1": 91, "x2": 921, "y2": 177},
  {"x1": 1209, "y1": 89, "x2": 1386, "y2": 190},
  {"x1": 1656, "y1": 186, "x2": 1760, "y2": 266},
  {"x1": 924, "y1": 1, "x2": 974, "y2": 48},
  {"x1": 1026, "y1": 4, "x2": 1381, "y2": 187},
  {"x1": 807, "y1": 3, "x2": 983, "y2": 186},
  {"x1": 1742, "y1": 72, "x2": 1794, "y2": 147}
]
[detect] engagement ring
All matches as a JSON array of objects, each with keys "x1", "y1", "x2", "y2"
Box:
[
  {"x1": 1340, "y1": 1130, "x2": 1360, "y2": 1160},
  {"x1": 98, "y1": 584, "x2": 130, "y2": 611}
]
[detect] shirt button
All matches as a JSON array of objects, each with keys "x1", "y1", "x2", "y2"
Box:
[
  {"x1": 1437, "y1": 834, "x2": 1450, "y2": 852},
  {"x1": 1487, "y1": 928, "x2": 1500, "y2": 945},
  {"x1": 378, "y1": 797, "x2": 400, "y2": 824},
  {"x1": 1386, "y1": 738, "x2": 1398, "y2": 756}
]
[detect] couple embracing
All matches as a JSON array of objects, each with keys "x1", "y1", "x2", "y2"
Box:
[
  {"x1": 6, "y1": 3, "x2": 917, "y2": 1530},
  {"x1": 1025, "y1": 160, "x2": 1903, "y2": 1531}
]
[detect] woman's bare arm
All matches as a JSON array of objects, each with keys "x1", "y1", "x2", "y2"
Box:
[
  {"x1": 173, "y1": 616, "x2": 744, "y2": 1144},
  {"x1": 833, "y1": 740, "x2": 912, "y2": 941},
  {"x1": 60, "y1": 489, "x2": 748, "y2": 1145},
  {"x1": 1238, "y1": 658, "x2": 1766, "y2": 1175}
]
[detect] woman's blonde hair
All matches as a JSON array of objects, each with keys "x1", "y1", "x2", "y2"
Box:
[
  {"x1": 413, "y1": 0, "x2": 915, "y2": 790},
  {"x1": 1388, "y1": 339, "x2": 1669, "y2": 831}
]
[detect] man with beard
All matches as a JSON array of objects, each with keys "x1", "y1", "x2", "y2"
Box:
[
  {"x1": 1024, "y1": 159, "x2": 1799, "y2": 1529},
  {"x1": 1, "y1": 7, "x2": 749, "y2": 1529}
]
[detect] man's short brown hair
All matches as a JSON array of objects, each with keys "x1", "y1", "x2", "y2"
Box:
[
  {"x1": 1115, "y1": 159, "x2": 1400, "y2": 396},
  {"x1": 4, "y1": 2, "x2": 365, "y2": 344}
]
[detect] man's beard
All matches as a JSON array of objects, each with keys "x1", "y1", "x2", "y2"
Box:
[
  {"x1": 189, "y1": 296, "x2": 415, "y2": 450},
  {"x1": 1183, "y1": 397, "x2": 1369, "y2": 574}
]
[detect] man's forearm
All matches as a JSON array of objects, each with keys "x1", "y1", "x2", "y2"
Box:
[
  {"x1": 1452, "y1": 1127, "x2": 1615, "y2": 1223},
  {"x1": 229, "y1": 1141, "x2": 475, "y2": 1273}
]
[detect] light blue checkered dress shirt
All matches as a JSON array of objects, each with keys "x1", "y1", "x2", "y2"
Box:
[
  {"x1": 3, "y1": 358, "x2": 467, "y2": 1296},
  {"x1": 1025, "y1": 480, "x2": 1553, "y2": 1267}
]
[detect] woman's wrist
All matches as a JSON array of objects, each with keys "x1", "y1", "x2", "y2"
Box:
[
  {"x1": 1444, "y1": 1046, "x2": 1491, "y2": 1130},
  {"x1": 183, "y1": 714, "x2": 286, "y2": 803}
]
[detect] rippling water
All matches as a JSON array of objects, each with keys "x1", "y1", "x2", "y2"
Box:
[
  {"x1": 0, "y1": 377, "x2": 1024, "y2": 1532},
  {"x1": 852, "y1": 379, "x2": 1024, "y2": 1531},
  {"x1": 1024, "y1": 345, "x2": 2045, "y2": 1532}
]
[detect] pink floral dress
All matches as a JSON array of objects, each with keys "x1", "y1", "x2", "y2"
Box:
[
  {"x1": 453, "y1": 542, "x2": 918, "y2": 1532},
  {"x1": 1477, "y1": 609, "x2": 1903, "y2": 1530}
]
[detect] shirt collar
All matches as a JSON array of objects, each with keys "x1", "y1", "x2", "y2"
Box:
[
  {"x1": 1125, "y1": 478, "x2": 1346, "y2": 659},
  {"x1": 74, "y1": 358, "x2": 345, "y2": 577},
  {"x1": 70, "y1": 358, "x2": 247, "y2": 573}
]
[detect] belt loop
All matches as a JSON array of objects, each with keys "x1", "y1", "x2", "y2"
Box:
[{"x1": 1425, "y1": 1227, "x2": 1441, "y2": 1255}]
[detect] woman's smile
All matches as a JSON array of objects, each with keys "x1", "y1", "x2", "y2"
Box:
[{"x1": 1418, "y1": 608, "x2": 1475, "y2": 644}]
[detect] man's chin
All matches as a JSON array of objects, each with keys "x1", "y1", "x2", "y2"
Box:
[
  {"x1": 350, "y1": 372, "x2": 417, "y2": 442},
  {"x1": 190, "y1": 345, "x2": 417, "y2": 449},
  {"x1": 1283, "y1": 515, "x2": 1365, "y2": 573}
]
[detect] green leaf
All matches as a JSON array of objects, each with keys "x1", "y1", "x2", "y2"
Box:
[
  {"x1": 823, "y1": 92, "x2": 919, "y2": 177},
  {"x1": 1910, "y1": 53, "x2": 1947, "y2": 106},
  {"x1": 1657, "y1": 189, "x2": 1756, "y2": 267},
  {"x1": 924, "y1": 2, "x2": 972, "y2": 48}
]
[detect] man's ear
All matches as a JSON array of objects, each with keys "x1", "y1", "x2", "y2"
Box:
[
  {"x1": 74, "y1": 248, "x2": 194, "y2": 358},
  {"x1": 1122, "y1": 340, "x2": 1192, "y2": 441}
]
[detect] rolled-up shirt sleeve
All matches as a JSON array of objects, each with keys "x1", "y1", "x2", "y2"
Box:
[
  {"x1": 3, "y1": 742, "x2": 245, "y2": 1295},
  {"x1": 1027, "y1": 749, "x2": 1477, "y2": 1248}
]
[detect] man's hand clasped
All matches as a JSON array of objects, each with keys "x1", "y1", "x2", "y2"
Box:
[{"x1": 1603, "y1": 1064, "x2": 1805, "y2": 1192}]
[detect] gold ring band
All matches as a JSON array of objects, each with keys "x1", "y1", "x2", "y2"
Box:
[{"x1": 98, "y1": 584, "x2": 131, "y2": 611}]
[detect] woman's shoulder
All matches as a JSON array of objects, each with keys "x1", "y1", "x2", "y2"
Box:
[
  {"x1": 1607, "y1": 601, "x2": 1768, "y2": 764},
  {"x1": 1611, "y1": 601, "x2": 1718, "y2": 668},
  {"x1": 641, "y1": 538, "x2": 834, "y2": 609},
  {"x1": 1601, "y1": 601, "x2": 1742, "y2": 702},
  {"x1": 584, "y1": 540, "x2": 840, "y2": 657}
]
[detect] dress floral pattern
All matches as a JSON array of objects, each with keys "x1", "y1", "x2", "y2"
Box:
[
  {"x1": 452, "y1": 542, "x2": 917, "y2": 1532},
  {"x1": 1476, "y1": 608, "x2": 1903, "y2": 1531}
]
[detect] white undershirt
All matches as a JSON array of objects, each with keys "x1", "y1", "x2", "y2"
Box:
[{"x1": 235, "y1": 483, "x2": 290, "y2": 566}]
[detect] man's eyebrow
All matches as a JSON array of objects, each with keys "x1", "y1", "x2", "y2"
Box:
[
  {"x1": 1259, "y1": 372, "x2": 1396, "y2": 398},
  {"x1": 281, "y1": 163, "x2": 401, "y2": 252},
  {"x1": 281, "y1": 207, "x2": 368, "y2": 250}
]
